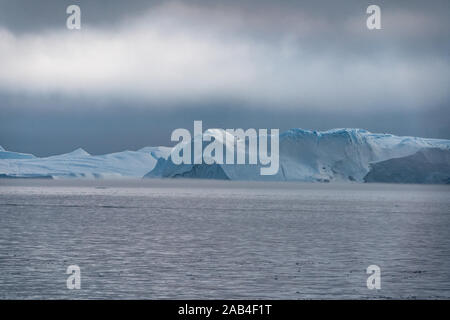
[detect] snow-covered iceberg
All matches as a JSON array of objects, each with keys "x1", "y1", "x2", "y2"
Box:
[
  {"x1": 144, "y1": 128, "x2": 450, "y2": 182},
  {"x1": 0, "y1": 146, "x2": 170, "y2": 179},
  {"x1": 1, "y1": 129, "x2": 449, "y2": 182}
]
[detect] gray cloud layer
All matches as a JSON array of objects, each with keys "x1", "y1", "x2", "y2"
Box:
[{"x1": 0, "y1": 0, "x2": 449, "y2": 154}]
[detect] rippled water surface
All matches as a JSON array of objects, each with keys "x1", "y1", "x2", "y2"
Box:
[{"x1": 0, "y1": 179, "x2": 449, "y2": 299}]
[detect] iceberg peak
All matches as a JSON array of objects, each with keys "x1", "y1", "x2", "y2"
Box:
[
  {"x1": 64, "y1": 148, "x2": 90, "y2": 157},
  {"x1": 137, "y1": 146, "x2": 172, "y2": 160}
]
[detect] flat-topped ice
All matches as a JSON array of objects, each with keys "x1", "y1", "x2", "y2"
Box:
[{"x1": 1, "y1": 128, "x2": 449, "y2": 181}]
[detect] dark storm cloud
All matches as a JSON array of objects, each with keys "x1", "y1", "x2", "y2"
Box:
[
  {"x1": 1, "y1": 0, "x2": 449, "y2": 58},
  {"x1": 1, "y1": 0, "x2": 448, "y2": 108},
  {"x1": 1, "y1": 0, "x2": 449, "y2": 38},
  {"x1": 0, "y1": 0, "x2": 162, "y2": 33},
  {"x1": 0, "y1": 0, "x2": 449, "y2": 153}
]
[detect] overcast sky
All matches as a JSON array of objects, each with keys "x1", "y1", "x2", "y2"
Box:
[{"x1": 0, "y1": 0, "x2": 449, "y2": 156}]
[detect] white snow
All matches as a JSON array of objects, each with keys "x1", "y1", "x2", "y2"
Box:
[
  {"x1": 0, "y1": 147, "x2": 169, "y2": 179},
  {"x1": 137, "y1": 146, "x2": 172, "y2": 159}
]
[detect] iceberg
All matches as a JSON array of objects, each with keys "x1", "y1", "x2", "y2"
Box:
[
  {"x1": 0, "y1": 145, "x2": 36, "y2": 160},
  {"x1": 0, "y1": 146, "x2": 168, "y2": 179},
  {"x1": 137, "y1": 146, "x2": 172, "y2": 160},
  {"x1": 145, "y1": 128, "x2": 450, "y2": 182},
  {"x1": 364, "y1": 148, "x2": 450, "y2": 184},
  {"x1": 1, "y1": 128, "x2": 449, "y2": 182}
]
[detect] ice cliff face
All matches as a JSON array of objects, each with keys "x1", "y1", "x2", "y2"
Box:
[
  {"x1": 364, "y1": 148, "x2": 450, "y2": 184},
  {"x1": 274, "y1": 128, "x2": 450, "y2": 182},
  {"x1": 145, "y1": 128, "x2": 450, "y2": 182},
  {"x1": 1, "y1": 129, "x2": 449, "y2": 182},
  {"x1": 0, "y1": 145, "x2": 36, "y2": 160}
]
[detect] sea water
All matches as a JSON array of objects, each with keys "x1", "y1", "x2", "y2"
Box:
[{"x1": 0, "y1": 179, "x2": 449, "y2": 299}]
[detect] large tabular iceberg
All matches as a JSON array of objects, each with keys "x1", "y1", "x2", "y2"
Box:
[
  {"x1": 1, "y1": 129, "x2": 449, "y2": 182},
  {"x1": 144, "y1": 128, "x2": 450, "y2": 182}
]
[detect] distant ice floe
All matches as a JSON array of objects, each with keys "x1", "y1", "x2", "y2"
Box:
[{"x1": 0, "y1": 145, "x2": 171, "y2": 179}]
